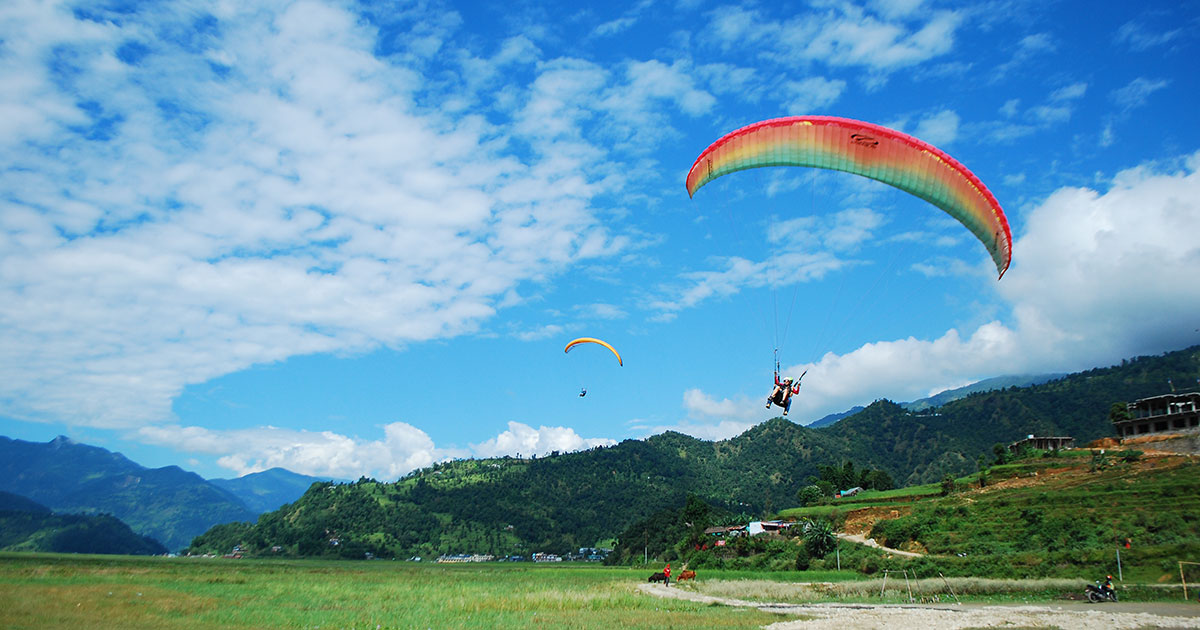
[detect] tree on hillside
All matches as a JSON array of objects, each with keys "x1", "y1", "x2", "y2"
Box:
[
  {"x1": 1108, "y1": 402, "x2": 1132, "y2": 424},
  {"x1": 796, "y1": 485, "x2": 823, "y2": 507},
  {"x1": 992, "y1": 442, "x2": 1009, "y2": 465}
]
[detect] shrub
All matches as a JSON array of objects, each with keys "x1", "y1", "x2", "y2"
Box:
[{"x1": 794, "y1": 544, "x2": 811, "y2": 571}]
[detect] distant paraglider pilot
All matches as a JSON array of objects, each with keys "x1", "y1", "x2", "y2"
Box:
[
  {"x1": 579, "y1": 388, "x2": 587, "y2": 398},
  {"x1": 766, "y1": 370, "x2": 805, "y2": 416}
]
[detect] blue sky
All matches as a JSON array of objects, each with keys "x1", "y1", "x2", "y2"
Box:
[{"x1": 2, "y1": 0, "x2": 1198, "y2": 480}]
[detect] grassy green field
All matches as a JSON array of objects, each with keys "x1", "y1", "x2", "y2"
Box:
[
  {"x1": 4, "y1": 552, "x2": 1195, "y2": 629},
  {"x1": 0, "y1": 553, "x2": 793, "y2": 630}
]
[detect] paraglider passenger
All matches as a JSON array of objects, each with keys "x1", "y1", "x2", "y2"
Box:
[{"x1": 766, "y1": 371, "x2": 803, "y2": 416}]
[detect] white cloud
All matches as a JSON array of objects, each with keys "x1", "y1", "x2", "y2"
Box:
[
  {"x1": 0, "y1": 2, "x2": 636, "y2": 431},
  {"x1": 783, "y1": 76, "x2": 847, "y2": 114},
  {"x1": 775, "y1": 152, "x2": 1200, "y2": 421},
  {"x1": 602, "y1": 59, "x2": 716, "y2": 132},
  {"x1": 871, "y1": 0, "x2": 926, "y2": 19},
  {"x1": 999, "y1": 99, "x2": 1020, "y2": 118},
  {"x1": 1111, "y1": 77, "x2": 1170, "y2": 113},
  {"x1": 628, "y1": 388, "x2": 779, "y2": 442},
  {"x1": 1115, "y1": 20, "x2": 1186, "y2": 52},
  {"x1": 1050, "y1": 82, "x2": 1088, "y2": 102},
  {"x1": 137, "y1": 421, "x2": 450, "y2": 480},
  {"x1": 796, "y1": 8, "x2": 962, "y2": 71},
  {"x1": 913, "y1": 109, "x2": 959, "y2": 146},
  {"x1": 706, "y1": 4, "x2": 962, "y2": 80},
  {"x1": 574, "y1": 303, "x2": 627, "y2": 320},
  {"x1": 470, "y1": 421, "x2": 616, "y2": 458},
  {"x1": 991, "y1": 33, "x2": 1054, "y2": 81},
  {"x1": 682, "y1": 388, "x2": 762, "y2": 420},
  {"x1": 997, "y1": 152, "x2": 1200, "y2": 363},
  {"x1": 632, "y1": 418, "x2": 757, "y2": 442},
  {"x1": 593, "y1": 17, "x2": 637, "y2": 38},
  {"x1": 514, "y1": 324, "x2": 565, "y2": 341},
  {"x1": 651, "y1": 208, "x2": 879, "y2": 315},
  {"x1": 137, "y1": 419, "x2": 614, "y2": 479},
  {"x1": 985, "y1": 83, "x2": 1087, "y2": 142}
]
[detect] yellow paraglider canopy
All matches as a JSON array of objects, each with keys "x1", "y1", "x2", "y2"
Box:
[{"x1": 564, "y1": 337, "x2": 623, "y2": 366}]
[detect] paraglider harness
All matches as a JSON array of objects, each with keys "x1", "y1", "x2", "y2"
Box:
[{"x1": 767, "y1": 351, "x2": 806, "y2": 411}]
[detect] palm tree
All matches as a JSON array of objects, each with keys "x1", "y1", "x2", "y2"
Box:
[{"x1": 802, "y1": 519, "x2": 836, "y2": 557}]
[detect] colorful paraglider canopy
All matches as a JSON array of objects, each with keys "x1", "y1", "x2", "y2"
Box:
[
  {"x1": 685, "y1": 115, "x2": 1012, "y2": 279},
  {"x1": 564, "y1": 337, "x2": 623, "y2": 366}
]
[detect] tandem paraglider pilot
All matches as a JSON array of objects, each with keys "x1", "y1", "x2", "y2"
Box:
[{"x1": 766, "y1": 370, "x2": 804, "y2": 416}]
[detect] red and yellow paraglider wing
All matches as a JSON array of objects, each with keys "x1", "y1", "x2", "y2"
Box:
[
  {"x1": 563, "y1": 337, "x2": 623, "y2": 366},
  {"x1": 685, "y1": 116, "x2": 1012, "y2": 278}
]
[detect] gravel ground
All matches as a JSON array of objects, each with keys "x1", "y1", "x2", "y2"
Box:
[{"x1": 638, "y1": 583, "x2": 1200, "y2": 629}]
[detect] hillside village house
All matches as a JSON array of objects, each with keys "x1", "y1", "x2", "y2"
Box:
[
  {"x1": 1116, "y1": 392, "x2": 1200, "y2": 438},
  {"x1": 1007, "y1": 435, "x2": 1075, "y2": 454}
]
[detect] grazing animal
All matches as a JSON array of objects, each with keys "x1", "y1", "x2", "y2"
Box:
[
  {"x1": 677, "y1": 570, "x2": 696, "y2": 581},
  {"x1": 647, "y1": 572, "x2": 667, "y2": 583}
]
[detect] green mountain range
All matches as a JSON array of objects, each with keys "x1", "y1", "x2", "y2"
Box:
[
  {"x1": 0, "y1": 436, "x2": 256, "y2": 551},
  {"x1": 187, "y1": 345, "x2": 1200, "y2": 560},
  {"x1": 806, "y1": 373, "x2": 1067, "y2": 427},
  {"x1": 0, "y1": 490, "x2": 167, "y2": 555}
]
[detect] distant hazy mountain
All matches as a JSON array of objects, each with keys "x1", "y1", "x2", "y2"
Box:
[
  {"x1": 0, "y1": 490, "x2": 167, "y2": 555},
  {"x1": 0, "y1": 436, "x2": 255, "y2": 551},
  {"x1": 806, "y1": 374, "x2": 1066, "y2": 428},
  {"x1": 210, "y1": 467, "x2": 337, "y2": 514},
  {"x1": 902, "y1": 373, "x2": 1068, "y2": 412},
  {"x1": 0, "y1": 490, "x2": 50, "y2": 513},
  {"x1": 806, "y1": 406, "x2": 865, "y2": 428}
]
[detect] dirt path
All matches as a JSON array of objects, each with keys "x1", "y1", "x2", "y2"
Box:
[
  {"x1": 638, "y1": 583, "x2": 1200, "y2": 630},
  {"x1": 836, "y1": 532, "x2": 923, "y2": 557}
]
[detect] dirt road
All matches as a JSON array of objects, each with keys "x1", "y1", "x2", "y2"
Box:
[{"x1": 638, "y1": 582, "x2": 1200, "y2": 629}]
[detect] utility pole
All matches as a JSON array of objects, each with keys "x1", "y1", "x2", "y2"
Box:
[{"x1": 1113, "y1": 520, "x2": 1123, "y2": 581}]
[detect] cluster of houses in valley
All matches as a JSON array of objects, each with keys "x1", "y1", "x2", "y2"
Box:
[
  {"x1": 703, "y1": 520, "x2": 795, "y2": 543},
  {"x1": 434, "y1": 548, "x2": 611, "y2": 563}
]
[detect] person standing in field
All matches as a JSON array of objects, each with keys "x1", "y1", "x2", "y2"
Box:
[{"x1": 663, "y1": 563, "x2": 671, "y2": 586}]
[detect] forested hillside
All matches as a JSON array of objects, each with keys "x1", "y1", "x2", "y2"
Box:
[
  {"x1": 187, "y1": 346, "x2": 1200, "y2": 559},
  {"x1": 0, "y1": 491, "x2": 167, "y2": 555}
]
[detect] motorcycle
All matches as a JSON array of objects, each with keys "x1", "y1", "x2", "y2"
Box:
[{"x1": 1085, "y1": 581, "x2": 1118, "y2": 602}]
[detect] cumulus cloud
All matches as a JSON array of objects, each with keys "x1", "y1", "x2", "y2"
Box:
[
  {"x1": 137, "y1": 419, "x2": 614, "y2": 479},
  {"x1": 136, "y1": 421, "x2": 450, "y2": 480},
  {"x1": 682, "y1": 388, "x2": 761, "y2": 420},
  {"x1": 470, "y1": 421, "x2": 616, "y2": 458},
  {"x1": 770, "y1": 152, "x2": 1200, "y2": 421},
  {"x1": 624, "y1": 388, "x2": 762, "y2": 441}
]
